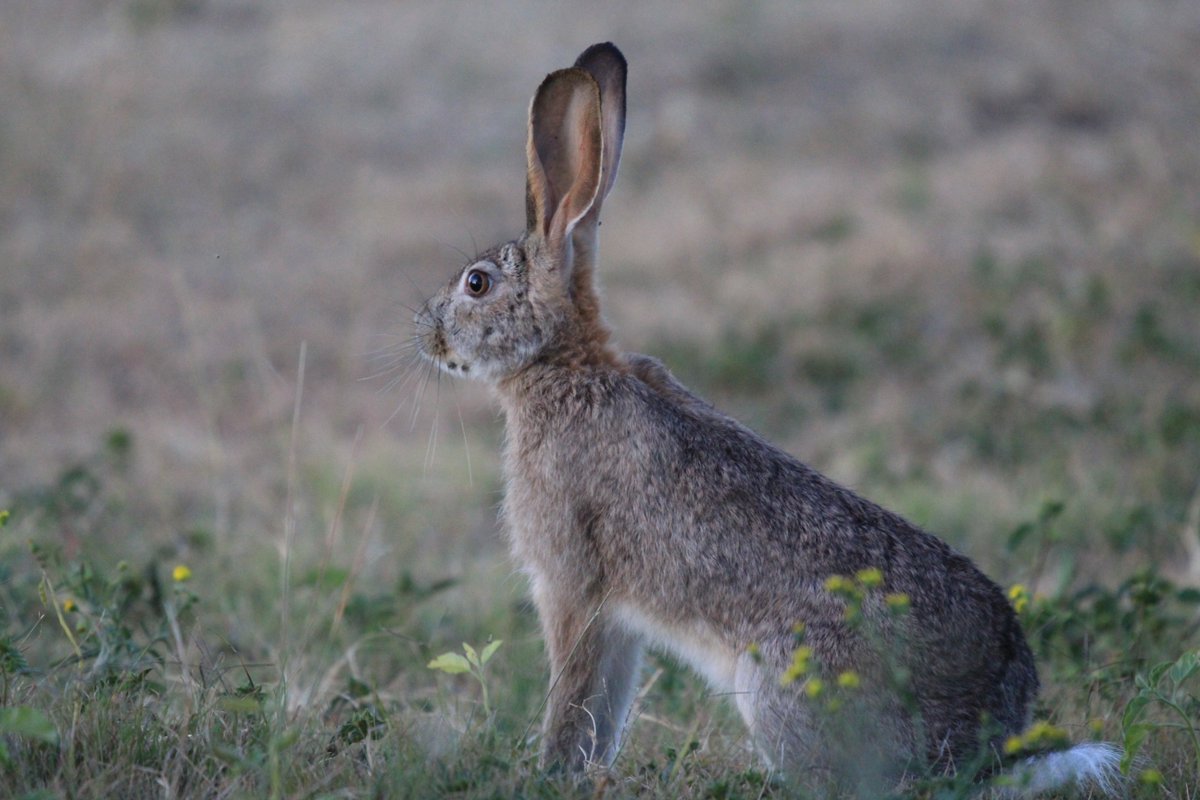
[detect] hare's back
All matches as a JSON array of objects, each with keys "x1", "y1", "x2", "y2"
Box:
[{"x1": 614, "y1": 380, "x2": 1029, "y2": 652}]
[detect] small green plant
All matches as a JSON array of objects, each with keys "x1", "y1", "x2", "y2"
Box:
[
  {"x1": 0, "y1": 706, "x2": 59, "y2": 768},
  {"x1": 29, "y1": 538, "x2": 197, "y2": 689},
  {"x1": 0, "y1": 500, "x2": 56, "y2": 765},
  {"x1": 0, "y1": 634, "x2": 31, "y2": 703},
  {"x1": 428, "y1": 639, "x2": 503, "y2": 717},
  {"x1": 1121, "y1": 649, "x2": 1200, "y2": 778}
]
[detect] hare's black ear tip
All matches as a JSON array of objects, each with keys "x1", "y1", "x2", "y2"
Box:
[{"x1": 576, "y1": 42, "x2": 626, "y2": 69}]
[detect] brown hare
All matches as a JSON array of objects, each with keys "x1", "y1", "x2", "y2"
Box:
[{"x1": 416, "y1": 42, "x2": 1121, "y2": 796}]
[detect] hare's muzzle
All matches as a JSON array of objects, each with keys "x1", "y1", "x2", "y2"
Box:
[
  {"x1": 414, "y1": 306, "x2": 444, "y2": 357},
  {"x1": 415, "y1": 307, "x2": 471, "y2": 375}
]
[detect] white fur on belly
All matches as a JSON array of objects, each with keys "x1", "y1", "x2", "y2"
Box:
[{"x1": 613, "y1": 602, "x2": 738, "y2": 692}]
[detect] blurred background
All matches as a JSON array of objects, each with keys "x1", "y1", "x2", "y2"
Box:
[{"x1": 2, "y1": 0, "x2": 1200, "y2": 758}]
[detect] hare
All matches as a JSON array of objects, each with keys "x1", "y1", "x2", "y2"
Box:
[{"x1": 415, "y1": 42, "x2": 1120, "y2": 794}]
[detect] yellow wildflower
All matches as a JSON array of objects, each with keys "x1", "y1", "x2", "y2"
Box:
[
  {"x1": 63, "y1": 598, "x2": 76, "y2": 613},
  {"x1": 837, "y1": 671, "x2": 860, "y2": 689},
  {"x1": 1008, "y1": 584, "x2": 1029, "y2": 614},
  {"x1": 885, "y1": 592, "x2": 910, "y2": 612},
  {"x1": 855, "y1": 567, "x2": 884, "y2": 588},
  {"x1": 824, "y1": 574, "x2": 853, "y2": 594},
  {"x1": 804, "y1": 678, "x2": 824, "y2": 699},
  {"x1": 1023, "y1": 721, "x2": 1068, "y2": 749},
  {"x1": 780, "y1": 645, "x2": 812, "y2": 686},
  {"x1": 172, "y1": 565, "x2": 192, "y2": 582}
]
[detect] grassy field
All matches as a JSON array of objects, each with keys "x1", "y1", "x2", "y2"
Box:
[{"x1": 2, "y1": 1, "x2": 1199, "y2": 797}]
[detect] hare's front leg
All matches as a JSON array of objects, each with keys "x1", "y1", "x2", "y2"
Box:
[{"x1": 533, "y1": 582, "x2": 643, "y2": 771}]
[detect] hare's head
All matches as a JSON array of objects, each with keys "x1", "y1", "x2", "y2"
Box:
[{"x1": 417, "y1": 43, "x2": 626, "y2": 383}]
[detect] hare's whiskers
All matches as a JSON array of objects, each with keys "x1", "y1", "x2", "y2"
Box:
[
  {"x1": 378, "y1": 353, "x2": 424, "y2": 395},
  {"x1": 423, "y1": 369, "x2": 442, "y2": 473},
  {"x1": 449, "y1": 378, "x2": 473, "y2": 488},
  {"x1": 409, "y1": 357, "x2": 436, "y2": 432}
]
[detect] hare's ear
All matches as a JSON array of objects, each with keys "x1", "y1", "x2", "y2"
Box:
[
  {"x1": 572, "y1": 43, "x2": 626, "y2": 236},
  {"x1": 525, "y1": 68, "x2": 603, "y2": 260}
]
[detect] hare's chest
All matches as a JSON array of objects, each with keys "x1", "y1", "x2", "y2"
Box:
[
  {"x1": 500, "y1": 410, "x2": 642, "y2": 577},
  {"x1": 500, "y1": 459, "x2": 583, "y2": 567}
]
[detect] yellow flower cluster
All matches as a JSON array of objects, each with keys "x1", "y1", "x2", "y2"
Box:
[
  {"x1": 1003, "y1": 721, "x2": 1069, "y2": 756},
  {"x1": 836, "y1": 670, "x2": 860, "y2": 689},
  {"x1": 823, "y1": 574, "x2": 854, "y2": 594},
  {"x1": 780, "y1": 645, "x2": 812, "y2": 686},
  {"x1": 1008, "y1": 584, "x2": 1029, "y2": 614},
  {"x1": 855, "y1": 567, "x2": 883, "y2": 588},
  {"x1": 172, "y1": 565, "x2": 192, "y2": 582}
]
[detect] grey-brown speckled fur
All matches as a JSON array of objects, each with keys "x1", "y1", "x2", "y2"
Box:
[{"x1": 416, "y1": 43, "x2": 1039, "y2": 789}]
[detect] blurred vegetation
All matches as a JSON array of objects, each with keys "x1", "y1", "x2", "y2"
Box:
[
  {"x1": 3, "y1": 0, "x2": 1200, "y2": 796},
  {"x1": 1, "y1": 432, "x2": 1198, "y2": 796}
]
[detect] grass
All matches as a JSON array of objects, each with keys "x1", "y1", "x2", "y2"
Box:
[
  {"x1": 4, "y1": 1, "x2": 1200, "y2": 797},
  {"x1": 5, "y1": 214, "x2": 1200, "y2": 799},
  {"x1": 3, "y1": 277, "x2": 1200, "y2": 797}
]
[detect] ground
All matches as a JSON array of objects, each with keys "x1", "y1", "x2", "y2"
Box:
[{"x1": 1, "y1": 1, "x2": 1199, "y2": 797}]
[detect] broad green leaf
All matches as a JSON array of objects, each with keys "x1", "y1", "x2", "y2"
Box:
[
  {"x1": 481, "y1": 639, "x2": 503, "y2": 665},
  {"x1": 1178, "y1": 588, "x2": 1200, "y2": 605},
  {"x1": 462, "y1": 642, "x2": 480, "y2": 669},
  {"x1": 217, "y1": 696, "x2": 263, "y2": 714},
  {"x1": 1168, "y1": 650, "x2": 1199, "y2": 687},
  {"x1": 0, "y1": 707, "x2": 58, "y2": 745},
  {"x1": 1038, "y1": 499, "x2": 1065, "y2": 523},
  {"x1": 1007, "y1": 522, "x2": 1034, "y2": 552},
  {"x1": 427, "y1": 652, "x2": 471, "y2": 674},
  {"x1": 1148, "y1": 660, "x2": 1173, "y2": 688},
  {"x1": 1120, "y1": 723, "x2": 1151, "y2": 775},
  {"x1": 346, "y1": 676, "x2": 372, "y2": 699},
  {"x1": 1121, "y1": 693, "x2": 1150, "y2": 731}
]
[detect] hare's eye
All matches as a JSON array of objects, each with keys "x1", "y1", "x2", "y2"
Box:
[{"x1": 465, "y1": 269, "x2": 491, "y2": 297}]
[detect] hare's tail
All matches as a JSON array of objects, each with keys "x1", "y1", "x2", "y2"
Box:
[{"x1": 1001, "y1": 742, "x2": 1124, "y2": 797}]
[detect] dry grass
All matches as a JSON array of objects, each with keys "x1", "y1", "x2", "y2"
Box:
[{"x1": 2, "y1": 1, "x2": 1199, "y2": 797}]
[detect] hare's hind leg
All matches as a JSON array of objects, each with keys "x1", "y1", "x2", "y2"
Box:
[
  {"x1": 534, "y1": 583, "x2": 643, "y2": 771},
  {"x1": 733, "y1": 649, "x2": 912, "y2": 792},
  {"x1": 733, "y1": 651, "x2": 819, "y2": 772}
]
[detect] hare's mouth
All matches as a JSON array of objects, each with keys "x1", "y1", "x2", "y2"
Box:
[
  {"x1": 418, "y1": 340, "x2": 472, "y2": 376},
  {"x1": 440, "y1": 358, "x2": 471, "y2": 375}
]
